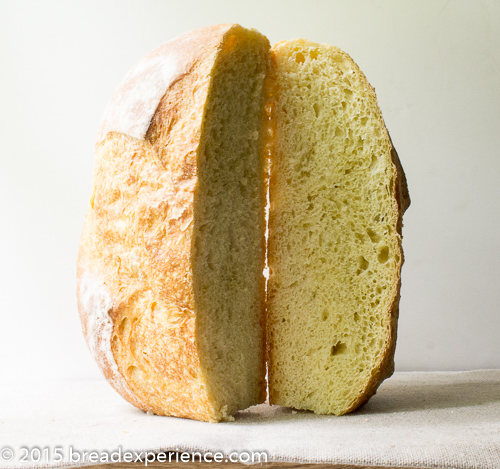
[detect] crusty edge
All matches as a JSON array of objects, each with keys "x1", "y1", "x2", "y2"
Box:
[
  {"x1": 96, "y1": 24, "x2": 236, "y2": 144},
  {"x1": 76, "y1": 260, "x2": 151, "y2": 412}
]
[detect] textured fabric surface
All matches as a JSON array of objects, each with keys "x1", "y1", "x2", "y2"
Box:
[{"x1": 0, "y1": 370, "x2": 499, "y2": 469}]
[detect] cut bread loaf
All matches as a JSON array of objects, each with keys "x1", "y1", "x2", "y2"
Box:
[
  {"x1": 78, "y1": 26, "x2": 410, "y2": 422},
  {"x1": 77, "y1": 24, "x2": 270, "y2": 422},
  {"x1": 266, "y1": 40, "x2": 410, "y2": 415}
]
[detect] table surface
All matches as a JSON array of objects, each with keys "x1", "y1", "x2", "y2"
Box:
[
  {"x1": 88, "y1": 463, "x2": 439, "y2": 469},
  {"x1": 1, "y1": 370, "x2": 499, "y2": 469}
]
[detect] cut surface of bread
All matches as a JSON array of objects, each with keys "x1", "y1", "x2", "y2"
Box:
[
  {"x1": 266, "y1": 40, "x2": 410, "y2": 415},
  {"x1": 193, "y1": 28, "x2": 269, "y2": 417},
  {"x1": 77, "y1": 25, "x2": 269, "y2": 422}
]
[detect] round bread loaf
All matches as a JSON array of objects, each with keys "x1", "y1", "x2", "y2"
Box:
[
  {"x1": 78, "y1": 26, "x2": 410, "y2": 422},
  {"x1": 77, "y1": 24, "x2": 270, "y2": 422}
]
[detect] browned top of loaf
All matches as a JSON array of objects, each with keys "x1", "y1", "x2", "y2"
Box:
[
  {"x1": 78, "y1": 24, "x2": 242, "y2": 422},
  {"x1": 97, "y1": 23, "x2": 236, "y2": 143}
]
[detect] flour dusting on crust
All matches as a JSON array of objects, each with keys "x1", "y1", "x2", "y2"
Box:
[
  {"x1": 96, "y1": 24, "x2": 235, "y2": 144},
  {"x1": 78, "y1": 269, "x2": 143, "y2": 406},
  {"x1": 97, "y1": 53, "x2": 179, "y2": 143}
]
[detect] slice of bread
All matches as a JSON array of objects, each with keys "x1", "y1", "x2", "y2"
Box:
[
  {"x1": 266, "y1": 40, "x2": 410, "y2": 415},
  {"x1": 77, "y1": 24, "x2": 270, "y2": 422}
]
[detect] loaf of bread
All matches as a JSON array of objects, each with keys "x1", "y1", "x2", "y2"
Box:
[
  {"x1": 266, "y1": 40, "x2": 410, "y2": 415},
  {"x1": 77, "y1": 24, "x2": 270, "y2": 422},
  {"x1": 78, "y1": 25, "x2": 410, "y2": 421}
]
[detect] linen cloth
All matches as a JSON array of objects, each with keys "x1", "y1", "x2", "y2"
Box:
[{"x1": 0, "y1": 370, "x2": 499, "y2": 469}]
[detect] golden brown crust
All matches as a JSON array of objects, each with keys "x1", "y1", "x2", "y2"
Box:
[
  {"x1": 96, "y1": 24, "x2": 236, "y2": 144},
  {"x1": 77, "y1": 24, "x2": 263, "y2": 422},
  {"x1": 78, "y1": 131, "x2": 213, "y2": 420}
]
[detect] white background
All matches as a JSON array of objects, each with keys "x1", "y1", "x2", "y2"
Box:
[{"x1": 1, "y1": 0, "x2": 498, "y2": 383}]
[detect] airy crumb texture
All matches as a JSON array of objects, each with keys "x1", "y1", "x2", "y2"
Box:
[
  {"x1": 194, "y1": 28, "x2": 269, "y2": 418},
  {"x1": 78, "y1": 25, "x2": 269, "y2": 422},
  {"x1": 267, "y1": 40, "x2": 410, "y2": 415}
]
